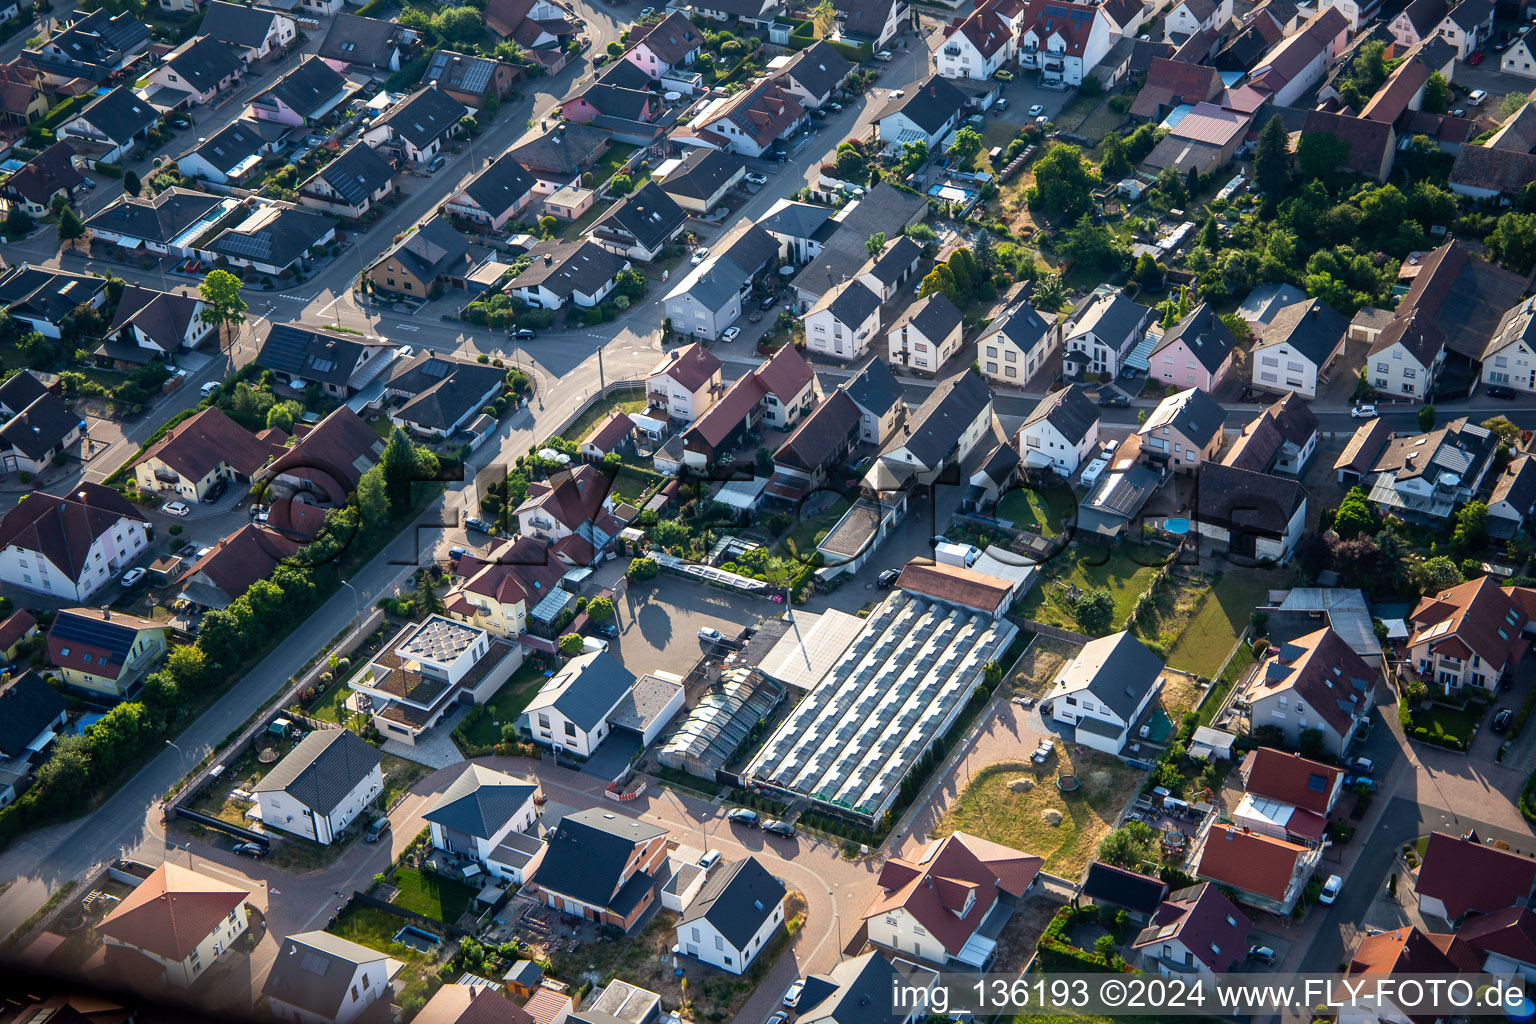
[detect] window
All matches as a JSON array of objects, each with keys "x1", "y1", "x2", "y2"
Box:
[
  {"x1": 352, "y1": 986, "x2": 360, "y2": 1002},
  {"x1": 986, "y1": 362, "x2": 998, "y2": 373},
  {"x1": 986, "y1": 346, "x2": 998, "y2": 358},
  {"x1": 1376, "y1": 362, "x2": 1388, "y2": 372},
  {"x1": 1005, "y1": 366, "x2": 1016, "y2": 378},
  {"x1": 1005, "y1": 350, "x2": 1016, "y2": 362},
  {"x1": 715, "y1": 935, "x2": 724, "y2": 950},
  {"x1": 564, "y1": 721, "x2": 576, "y2": 737}
]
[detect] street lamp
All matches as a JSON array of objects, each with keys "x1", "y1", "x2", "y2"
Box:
[
  {"x1": 339, "y1": 579, "x2": 361, "y2": 619},
  {"x1": 833, "y1": 912, "x2": 842, "y2": 962},
  {"x1": 165, "y1": 739, "x2": 183, "y2": 761}
]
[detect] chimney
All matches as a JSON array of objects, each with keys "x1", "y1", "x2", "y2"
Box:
[
  {"x1": 544, "y1": 253, "x2": 553, "y2": 265},
  {"x1": 1309, "y1": 305, "x2": 1318, "y2": 318},
  {"x1": 100, "y1": 607, "x2": 110, "y2": 619}
]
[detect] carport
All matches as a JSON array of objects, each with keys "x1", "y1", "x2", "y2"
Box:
[{"x1": 580, "y1": 731, "x2": 642, "y2": 780}]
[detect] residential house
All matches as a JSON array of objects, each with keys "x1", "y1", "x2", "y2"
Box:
[
  {"x1": 0, "y1": 484, "x2": 149, "y2": 601},
  {"x1": 514, "y1": 463, "x2": 622, "y2": 565},
  {"x1": 662, "y1": 224, "x2": 778, "y2": 341},
  {"x1": 961, "y1": 441, "x2": 1019, "y2": 513},
  {"x1": 1250, "y1": 297, "x2": 1347, "y2": 398},
  {"x1": 874, "y1": 75, "x2": 965, "y2": 155},
  {"x1": 508, "y1": 121, "x2": 610, "y2": 195},
  {"x1": 544, "y1": 184, "x2": 596, "y2": 221},
  {"x1": 765, "y1": 390, "x2": 862, "y2": 505},
  {"x1": 893, "y1": 560, "x2": 1020, "y2": 617},
  {"x1": 1149, "y1": 303, "x2": 1236, "y2": 391},
  {"x1": 363, "y1": 86, "x2": 467, "y2": 165},
  {"x1": 0, "y1": 670, "x2": 66, "y2": 806},
  {"x1": 530, "y1": 807, "x2": 669, "y2": 931},
  {"x1": 46, "y1": 607, "x2": 168, "y2": 699},
  {"x1": 264, "y1": 931, "x2": 401, "y2": 1024},
  {"x1": 1504, "y1": 26, "x2": 1536, "y2": 78},
  {"x1": 1389, "y1": 0, "x2": 1446, "y2": 47},
  {"x1": 833, "y1": 0, "x2": 907, "y2": 49},
  {"x1": 1233, "y1": 747, "x2": 1343, "y2": 844},
  {"x1": 1016, "y1": 385, "x2": 1098, "y2": 477},
  {"x1": 1435, "y1": 0, "x2": 1493, "y2": 58},
  {"x1": 56, "y1": 86, "x2": 158, "y2": 165},
  {"x1": 1, "y1": 141, "x2": 84, "y2": 218},
  {"x1": 423, "y1": 50, "x2": 519, "y2": 109},
  {"x1": 259, "y1": 405, "x2": 388, "y2": 505},
  {"x1": 937, "y1": 1, "x2": 1015, "y2": 80},
  {"x1": 1129, "y1": 57, "x2": 1222, "y2": 120},
  {"x1": 561, "y1": 57, "x2": 654, "y2": 125},
  {"x1": 863, "y1": 831, "x2": 1041, "y2": 969},
  {"x1": 1417, "y1": 830, "x2": 1536, "y2": 924},
  {"x1": 0, "y1": 266, "x2": 106, "y2": 339},
  {"x1": 1164, "y1": 0, "x2": 1233, "y2": 41},
  {"x1": 100, "y1": 284, "x2": 215, "y2": 368},
  {"x1": 85, "y1": 187, "x2": 227, "y2": 256},
  {"x1": 1138, "y1": 386, "x2": 1225, "y2": 474},
  {"x1": 255, "y1": 323, "x2": 397, "y2": 399},
  {"x1": 0, "y1": 609, "x2": 37, "y2": 660},
  {"x1": 482, "y1": 0, "x2": 577, "y2": 46},
  {"x1": 1220, "y1": 393, "x2": 1318, "y2": 475},
  {"x1": 131, "y1": 406, "x2": 280, "y2": 503},
  {"x1": 844, "y1": 356, "x2": 904, "y2": 445},
  {"x1": 1132, "y1": 883, "x2": 1251, "y2": 975},
  {"x1": 1247, "y1": 7, "x2": 1349, "y2": 106},
  {"x1": 789, "y1": 183, "x2": 927, "y2": 304},
  {"x1": 96, "y1": 864, "x2": 249, "y2": 989},
  {"x1": 760, "y1": 198, "x2": 837, "y2": 265},
  {"x1": 1046, "y1": 630, "x2": 1164, "y2": 754},
  {"x1": 25, "y1": 10, "x2": 149, "y2": 82},
  {"x1": 773, "y1": 40, "x2": 854, "y2": 107},
  {"x1": 655, "y1": 147, "x2": 746, "y2": 215},
  {"x1": 519, "y1": 651, "x2": 641, "y2": 754},
  {"x1": 1061, "y1": 288, "x2": 1155, "y2": 381},
  {"x1": 1241, "y1": 627, "x2": 1376, "y2": 757},
  {"x1": 1488, "y1": 455, "x2": 1536, "y2": 540},
  {"x1": 177, "y1": 119, "x2": 273, "y2": 186},
  {"x1": 887, "y1": 292, "x2": 963, "y2": 374},
  {"x1": 1080, "y1": 863, "x2": 1169, "y2": 922},
  {"x1": 1448, "y1": 139, "x2": 1536, "y2": 200},
  {"x1": 580, "y1": 411, "x2": 633, "y2": 463},
  {"x1": 862, "y1": 370, "x2": 992, "y2": 491},
  {"x1": 445, "y1": 534, "x2": 566, "y2": 642},
  {"x1": 1015, "y1": 0, "x2": 1114, "y2": 87},
  {"x1": 976, "y1": 297, "x2": 1057, "y2": 386},
  {"x1": 318, "y1": 14, "x2": 419, "y2": 74},
  {"x1": 645, "y1": 343, "x2": 723, "y2": 424},
  {"x1": 248, "y1": 57, "x2": 351, "y2": 127},
  {"x1": 1299, "y1": 110, "x2": 1396, "y2": 182},
  {"x1": 416, "y1": 985, "x2": 536, "y2": 1024},
  {"x1": 1195, "y1": 461, "x2": 1307, "y2": 561},
  {"x1": 507, "y1": 239, "x2": 629, "y2": 310},
  {"x1": 624, "y1": 12, "x2": 703, "y2": 78},
  {"x1": 384, "y1": 351, "x2": 505, "y2": 439},
  {"x1": 199, "y1": 1, "x2": 295, "y2": 64},
  {"x1": 0, "y1": 60, "x2": 48, "y2": 128},
  {"x1": 854, "y1": 235, "x2": 922, "y2": 304},
  {"x1": 589, "y1": 183, "x2": 687, "y2": 262},
  {"x1": 677, "y1": 857, "x2": 787, "y2": 974},
  {"x1": 680, "y1": 345, "x2": 818, "y2": 466},
  {"x1": 446, "y1": 154, "x2": 535, "y2": 231},
  {"x1": 424, "y1": 763, "x2": 543, "y2": 882},
  {"x1": 1140, "y1": 100, "x2": 1251, "y2": 176},
  {"x1": 688, "y1": 79, "x2": 806, "y2": 158},
  {"x1": 1456, "y1": 908, "x2": 1536, "y2": 981},
  {"x1": 366, "y1": 215, "x2": 474, "y2": 299},
  {"x1": 298, "y1": 142, "x2": 396, "y2": 220},
  {"x1": 175, "y1": 524, "x2": 301, "y2": 611},
  {"x1": 1343, "y1": 925, "x2": 1483, "y2": 1024},
  {"x1": 254, "y1": 729, "x2": 383, "y2": 845},
  {"x1": 146, "y1": 36, "x2": 242, "y2": 106},
  {"x1": 1361, "y1": 416, "x2": 1497, "y2": 521},
  {"x1": 1195, "y1": 824, "x2": 1318, "y2": 914},
  {"x1": 794, "y1": 952, "x2": 939, "y2": 1024},
  {"x1": 804, "y1": 278, "x2": 881, "y2": 360},
  {"x1": 0, "y1": 370, "x2": 84, "y2": 475},
  {"x1": 201, "y1": 201, "x2": 338, "y2": 278},
  {"x1": 1483, "y1": 295, "x2": 1536, "y2": 394},
  {"x1": 1102, "y1": 0, "x2": 1153, "y2": 36},
  {"x1": 1407, "y1": 575, "x2": 1533, "y2": 692}
]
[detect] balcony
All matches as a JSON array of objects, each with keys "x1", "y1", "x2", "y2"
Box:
[{"x1": 943, "y1": 45, "x2": 961, "y2": 56}]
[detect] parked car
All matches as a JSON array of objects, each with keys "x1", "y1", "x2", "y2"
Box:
[
  {"x1": 783, "y1": 980, "x2": 805, "y2": 1007},
  {"x1": 1247, "y1": 945, "x2": 1276, "y2": 964},
  {"x1": 1098, "y1": 392, "x2": 1130, "y2": 407},
  {"x1": 763, "y1": 819, "x2": 796, "y2": 837},
  {"x1": 1320, "y1": 874, "x2": 1342, "y2": 904},
  {"x1": 203, "y1": 479, "x2": 228, "y2": 504},
  {"x1": 449, "y1": 547, "x2": 467, "y2": 562},
  {"x1": 877, "y1": 567, "x2": 902, "y2": 588},
  {"x1": 690, "y1": 246, "x2": 710, "y2": 265},
  {"x1": 1468, "y1": 50, "x2": 1486, "y2": 64},
  {"x1": 759, "y1": 294, "x2": 778, "y2": 310},
  {"x1": 1470, "y1": 88, "x2": 1489, "y2": 105},
  {"x1": 766, "y1": 1014, "x2": 789, "y2": 1024},
  {"x1": 698, "y1": 849, "x2": 723, "y2": 870},
  {"x1": 164, "y1": 501, "x2": 191, "y2": 517},
  {"x1": 598, "y1": 622, "x2": 619, "y2": 638},
  {"x1": 119, "y1": 567, "x2": 146, "y2": 588},
  {"x1": 1027, "y1": 103, "x2": 1044, "y2": 116},
  {"x1": 1486, "y1": 384, "x2": 1516, "y2": 399},
  {"x1": 1350, "y1": 403, "x2": 1377, "y2": 418},
  {"x1": 1494, "y1": 708, "x2": 1515, "y2": 733},
  {"x1": 727, "y1": 807, "x2": 760, "y2": 826},
  {"x1": 513, "y1": 327, "x2": 537, "y2": 339},
  {"x1": 1012, "y1": 695, "x2": 1037, "y2": 709},
  {"x1": 826, "y1": 101, "x2": 842, "y2": 112},
  {"x1": 698, "y1": 627, "x2": 724, "y2": 642},
  {"x1": 874, "y1": 49, "x2": 893, "y2": 60},
  {"x1": 428, "y1": 155, "x2": 446, "y2": 172},
  {"x1": 199, "y1": 381, "x2": 220, "y2": 397},
  {"x1": 465, "y1": 516, "x2": 495, "y2": 533},
  {"x1": 745, "y1": 171, "x2": 768, "y2": 185},
  {"x1": 233, "y1": 842, "x2": 267, "y2": 859},
  {"x1": 1034, "y1": 115, "x2": 1049, "y2": 127},
  {"x1": 1344, "y1": 756, "x2": 1374, "y2": 774},
  {"x1": 639, "y1": 5, "x2": 654, "y2": 14},
  {"x1": 721, "y1": 326, "x2": 742, "y2": 342},
  {"x1": 1345, "y1": 774, "x2": 1377, "y2": 791},
  {"x1": 365, "y1": 817, "x2": 391, "y2": 843}
]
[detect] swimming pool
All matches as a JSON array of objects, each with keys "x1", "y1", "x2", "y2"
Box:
[
  {"x1": 1163, "y1": 517, "x2": 1191, "y2": 535},
  {"x1": 393, "y1": 925, "x2": 441, "y2": 951}
]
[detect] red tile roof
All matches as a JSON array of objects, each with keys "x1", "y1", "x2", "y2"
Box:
[
  {"x1": 1133, "y1": 882, "x2": 1251, "y2": 973},
  {"x1": 415, "y1": 984, "x2": 534, "y2": 1024},
  {"x1": 1457, "y1": 906, "x2": 1536, "y2": 965},
  {"x1": 452, "y1": 535, "x2": 566, "y2": 609},
  {"x1": 1417, "y1": 831, "x2": 1536, "y2": 922},
  {"x1": 584, "y1": 411, "x2": 634, "y2": 453},
  {"x1": 1248, "y1": 627, "x2": 1375, "y2": 738},
  {"x1": 0, "y1": 609, "x2": 37, "y2": 651},
  {"x1": 895, "y1": 561, "x2": 1012, "y2": 613},
  {"x1": 132, "y1": 406, "x2": 284, "y2": 483},
  {"x1": 181, "y1": 524, "x2": 302, "y2": 603},
  {"x1": 1018, "y1": 0, "x2": 1105, "y2": 57},
  {"x1": 649, "y1": 342, "x2": 722, "y2": 393},
  {"x1": 1410, "y1": 575, "x2": 1530, "y2": 674},
  {"x1": 265, "y1": 496, "x2": 325, "y2": 539},
  {"x1": 1349, "y1": 926, "x2": 1474, "y2": 980},
  {"x1": 1196, "y1": 826, "x2": 1304, "y2": 902},
  {"x1": 97, "y1": 863, "x2": 248, "y2": 963},
  {"x1": 0, "y1": 484, "x2": 146, "y2": 583},
  {"x1": 1240, "y1": 748, "x2": 1341, "y2": 815},
  {"x1": 754, "y1": 343, "x2": 815, "y2": 402},
  {"x1": 516, "y1": 464, "x2": 613, "y2": 532}
]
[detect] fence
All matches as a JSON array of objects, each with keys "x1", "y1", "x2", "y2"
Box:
[
  {"x1": 173, "y1": 806, "x2": 271, "y2": 847},
  {"x1": 1033, "y1": 871, "x2": 1079, "y2": 901},
  {"x1": 545, "y1": 379, "x2": 646, "y2": 442},
  {"x1": 1008, "y1": 616, "x2": 1091, "y2": 644},
  {"x1": 348, "y1": 889, "x2": 472, "y2": 940}
]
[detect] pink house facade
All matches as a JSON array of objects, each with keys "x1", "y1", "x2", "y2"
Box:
[
  {"x1": 1149, "y1": 304, "x2": 1238, "y2": 392},
  {"x1": 561, "y1": 94, "x2": 653, "y2": 124}
]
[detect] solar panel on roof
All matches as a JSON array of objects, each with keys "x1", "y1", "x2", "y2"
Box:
[
  {"x1": 217, "y1": 233, "x2": 273, "y2": 259},
  {"x1": 421, "y1": 360, "x2": 449, "y2": 378},
  {"x1": 50, "y1": 613, "x2": 137, "y2": 661},
  {"x1": 298, "y1": 952, "x2": 330, "y2": 975}
]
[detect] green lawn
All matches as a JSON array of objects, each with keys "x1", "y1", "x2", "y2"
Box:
[
  {"x1": 995, "y1": 486, "x2": 1074, "y2": 536},
  {"x1": 1013, "y1": 545, "x2": 1161, "y2": 632},
  {"x1": 1165, "y1": 569, "x2": 1280, "y2": 678},
  {"x1": 589, "y1": 142, "x2": 638, "y2": 187},
  {"x1": 782, "y1": 494, "x2": 852, "y2": 558},
  {"x1": 301, "y1": 674, "x2": 363, "y2": 726},
  {"x1": 1415, "y1": 702, "x2": 1486, "y2": 746},
  {"x1": 609, "y1": 465, "x2": 660, "y2": 504},
  {"x1": 559, "y1": 394, "x2": 647, "y2": 444},
  {"x1": 460, "y1": 663, "x2": 548, "y2": 747},
  {"x1": 389, "y1": 866, "x2": 479, "y2": 924},
  {"x1": 328, "y1": 905, "x2": 432, "y2": 959},
  {"x1": 1196, "y1": 644, "x2": 1255, "y2": 726}
]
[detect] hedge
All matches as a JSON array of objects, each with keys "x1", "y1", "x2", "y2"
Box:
[
  {"x1": 1036, "y1": 907, "x2": 1135, "y2": 973},
  {"x1": 1522, "y1": 769, "x2": 1536, "y2": 825},
  {"x1": 829, "y1": 38, "x2": 873, "y2": 62},
  {"x1": 94, "y1": 162, "x2": 124, "y2": 178},
  {"x1": 38, "y1": 94, "x2": 86, "y2": 132}
]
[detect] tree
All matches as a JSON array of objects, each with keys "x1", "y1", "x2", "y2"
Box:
[
  {"x1": 50, "y1": 193, "x2": 68, "y2": 216},
  {"x1": 265, "y1": 400, "x2": 298, "y2": 432},
  {"x1": 865, "y1": 231, "x2": 886, "y2": 257},
  {"x1": 1418, "y1": 404, "x2": 1437, "y2": 432},
  {"x1": 587, "y1": 596, "x2": 615, "y2": 622},
  {"x1": 1155, "y1": 165, "x2": 1186, "y2": 207},
  {"x1": 615, "y1": 266, "x2": 646, "y2": 302},
  {"x1": 755, "y1": 444, "x2": 774, "y2": 476},
  {"x1": 609, "y1": 173, "x2": 634, "y2": 197},
  {"x1": 1058, "y1": 216, "x2": 1127, "y2": 274},
  {"x1": 381, "y1": 425, "x2": 420, "y2": 509},
  {"x1": 811, "y1": 0, "x2": 836, "y2": 36},
  {"x1": 57, "y1": 205, "x2": 86, "y2": 250},
  {"x1": 1422, "y1": 72, "x2": 1451, "y2": 114},
  {"x1": 432, "y1": 5, "x2": 483, "y2": 42},
  {"x1": 1255, "y1": 114, "x2": 1291, "y2": 196},
  {"x1": 1135, "y1": 252, "x2": 1163, "y2": 289},
  {"x1": 1296, "y1": 131, "x2": 1351, "y2": 184},
  {"x1": 947, "y1": 247, "x2": 977, "y2": 300},
  {"x1": 357, "y1": 464, "x2": 389, "y2": 525},
  {"x1": 919, "y1": 264, "x2": 961, "y2": 307},
  {"x1": 1298, "y1": 728, "x2": 1327, "y2": 760},
  {"x1": 1025, "y1": 143, "x2": 1098, "y2": 221},
  {"x1": 4, "y1": 205, "x2": 31, "y2": 236},
  {"x1": 1489, "y1": 212, "x2": 1536, "y2": 272},
  {"x1": 1199, "y1": 216, "x2": 1219, "y2": 251},
  {"x1": 1098, "y1": 822, "x2": 1158, "y2": 869},
  {"x1": 1453, "y1": 499, "x2": 1489, "y2": 552},
  {"x1": 1483, "y1": 416, "x2": 1523, "y2": 453},
  {"x1": 1074, "y1": 586, "x2": 1114, "y2": 635},
  {"x1": 1033, "y1": 272, "x2": 1067, "y2": 311},
  {"x1": 1414, "y1": 555, "x2": 1463, "y2": 596},
  {"x1": 558, "y1": 632, "x2": 585, "y2": 654},
  {"x1": 1220, "y1": 250, "x2": 1259, "y2": 296},
  {"x1": 1334, "y1": 486, "x2": 1378, "y2": 539},
  {"x1": 123, "y1": 169, "x2": 141, "y2": 197},
  {"x1": 1099, "y1": 131, "x2": 1130, "y2": 179},
  {"x1": 627, "y1": 556, "x2": 659, "y2": 581},
  {"x1": 950, "y1": 126, "x2": 983, "y2": 167},
  {"x1": 199, "y1": 269, "x2": 248, "y2": 348}
]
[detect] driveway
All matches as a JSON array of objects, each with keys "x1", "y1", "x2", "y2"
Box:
[{"x1": 610, "y1": 574, "x2": 767, "y2": 677}]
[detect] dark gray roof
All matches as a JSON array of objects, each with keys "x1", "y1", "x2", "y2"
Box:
[
  {"x1": 263, "y1": 931, "x2": 392, "y2": 1018},
  {"x1": 257, "y1": 323, "x2": 378, "y2": 387},
  {"x1": 1492, "y1": 455, "x2": 1536, "y2": 517},
  {"x1": 377, "y1": 215, "x2": 471, "y2": 283},
  {"x1": 861, "y1": 234, "x2": 921, "y2": 286},
  {"x1": 777, "y1": 40, "x2": 853, "y2": 98},
  {"x1": 162, "y1": 36, "x2": 242, "y2": 95},
  {"x1": 1066, "y1": 631, "x2": 1165, "y2": 721},
  {"x1": 759, "y1": 200, "x2": 834, "y2": 241},
  {"x1": 1153, "y1": 302, "x2": 1237, "y2": 375},
  {"x1": 0, "y1": 670, "x2": 66, "y2": 759},
  {"x1": 977, "y1": 440, "x2": 1020, "y2": 485},
  {"x1": 425, "y1": 49, "x2": 505, "y2": 95},
  {"x1": 86, "y1": 187, "x2": 223, "y2": 247},
  {"x1": 1022, "y1": 384, "x2": 1098, "y2": 446},
  {"x1": 387, "y1": 350, "x2": 505, "y2": 431},
  {"x1": 190, "y1": 118, "x2": 266, "y2": 174},
  {"x1": 458, "y1": 152, "x2": 535, "y2": 218},
  {"x1": 875, "y1": 74, "x2": 966, "y2": 134},
  {"x1": 591, "y1": 182, "x2": 687, "y2": 252},
  {"x1": 320, "y1": 13, "x2": 410, "y2": 69},
  {"x1": 0, "y1": 375, "x2": 83, "y2": 461},
  {"x1": 0, "y1": 267, "x2": 107, "y2": 326},
  {"x1": 1443, "y1": 0, "x2": 1492, "y2": 31},
  {"x1": 1258, "y1": 297, "x2": 1347, "y2": 366},
  {"x1": 74, "y1": 86, "x2": 157, "y2": 142},
  {"x1": 376, "y1": 86, "x2": 467, "y2": 149},
  {"x1": 679, "y1": 856, "x2": 786, "y2": 950},
  {"x1": 843, "y1": 358, "x2": 902, "y2": 418},
  {"x1": 717, "y1": 224, "x2": 779, "y2": 280},
  {"x1": 306, "y1": 142, "x2": 395, "y2": 208},
  {"x1": 1142, "y1": 386, "x2": 1227, "y2": 448},
  {"x1": 888, "y1": 369, "x2": 992, "y2": 467},
  {"x1": 524, "y1": 650, "x2": 634, "y2": 732},
  {"x1": 209, "y1": 204, "x2": 336, "y2": 270},
  {"x1": 988, "y1": 299, "x2": 1053, "y2": 357},
  {"x1": 30, "y1": 10, "x2": 148, "y2": 77},
  {"x1": 796, "y1": 952, "x2": 912, "y2": 1024},
  {"x1": 1197, "y1": 461, "x2": 1305, "y2": 535},
  {"x1": 889, "y1": 291, "x2": 961, "y2": 344},
  {"x1": 812, "y1": 278, "x2": 880, "y2": 328},
  {"x1": 252, "y1": 729, "x2": 381, "y2": 815},
  {"x1": 423, "y1": 764, "x2": 537, "y2": 839},
  {"x1": 201, "y1": 1, "x2": 286, "y2": 48},
  {"x1": 510, "y1": 239, "x2": 628, "y2": 301},
  {"x1": 510, "y1": 121, "x2": 611, "y2": 176},
  {"x1": 1068, "y1": 290, "x2": 1153, "y2": 353},
  {"x1": 532, "y1": 807, "x2": 666, "y2": 909},
  {"x1": 791, "y1": 183, "x2": 927, "y2": 299},
  {"x1": 1082, "y1": 862, "x2": 1169, "y2": 915},
  {"x1": 681, "y1": 225, "x2": 778, "y2": 311},
  {"x1": 260, "y1": 56, "x2": 348, "y2": 120},
  {"x1": 659, "y1": 147, "x2": 746, "y2": 202}
]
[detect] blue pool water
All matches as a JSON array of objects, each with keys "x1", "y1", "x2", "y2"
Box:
[
  {"x1": 393, "y1": 926, "x2": 441, "y2": 951},
  {"x1": 1163, "y1": 517, "x2": 1191, "y2": 535}
]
